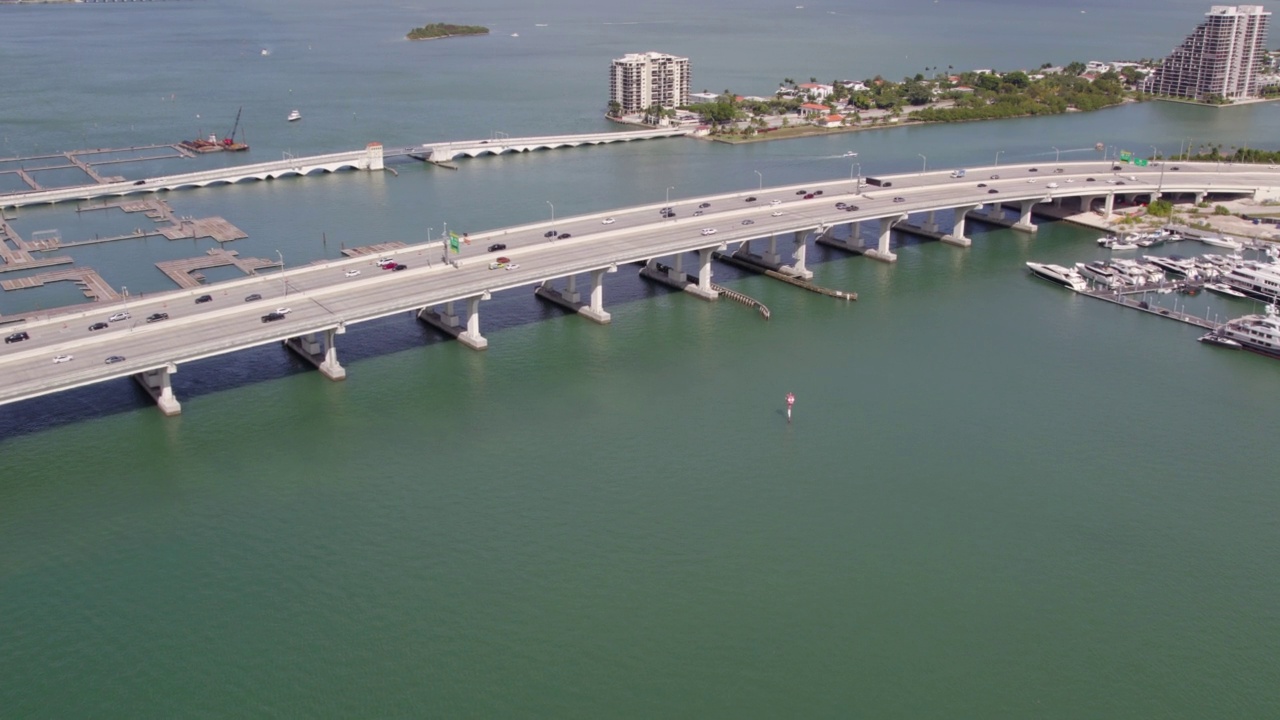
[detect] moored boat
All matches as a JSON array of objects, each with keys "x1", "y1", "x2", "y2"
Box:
[
  {"x1": 287, "y1": 109, "x2": 302, "y2": 122},
  {"x1": 1202, "y1": 235, "x2": 1244, "y2": 251},
  {"x1": 1216, "y1": 307, "x2": 1280, "y2": 358},
  {"x1": 1198, "y1": 332, "x2": 1243, "y2": 349},
  {"x1": 1204, "y1": 282, "x2": 1248, "y2": 299},
  {"x1": 1027, "y1": 262, "x2": 1088, "y2": 291}
]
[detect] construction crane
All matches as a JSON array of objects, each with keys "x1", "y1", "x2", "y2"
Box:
[{"x1": 221, "y1": 107, "x2": 249, "y2": 151}]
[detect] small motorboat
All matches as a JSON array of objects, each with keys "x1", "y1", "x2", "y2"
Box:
[
  {"x1": 1198, "y1": 333, "x2": 1243, "y2": 349},
  {"x1": 287, "y1": 109, "x2": 301, "y2": 122},
  {"x1": 1108, "y1": 240, "x2": 1139, "y2": 251}
]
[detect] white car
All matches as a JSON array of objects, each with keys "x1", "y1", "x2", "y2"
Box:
[
  {"x1": 1066, "y1": 178, "x2": 1075, "y2": 183},
  {"x1": 1046, "y1": 182, "x2": 1059, "y2": 188},
  {"x1": 344, "y1": 269, "x2": 361, "y2": 277},
  {"x1": 108, "y1": 312, "x2": 130, "y2": 322},
  {"x1": 770, "y1": 199, "x2": 782, "y2": 205},
  {"x1": 1027, "y1": 179, "x2": 1037, "y2": 183},
  {"x1": 601, "y1": 217, "x2": 615, "y2": 225},
  {"x1": 504, "y1": 263, "x2": 521, "y2": 271},
  {"x1": 377, "y1": 257, "x2": 394, "y2": 265},
  {"x1": 52, "y1": 354, "x2": 74, "y2": 364},
  {"x1": 275, "y1": 307, "x2": 292, "y2": 315},
  {"x1": 771, "y1": 211, "x2": 783, "y2": 217},
  {"x1": 700, "y1": 228, "x2": 717, "y2": 236}
]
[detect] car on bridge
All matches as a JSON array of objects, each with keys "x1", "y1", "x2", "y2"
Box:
[
  {"x1": 701, "y1": 228, "x2": 717, "y2": 236},
  {"x1": 109, "y1": 312, "x2": 130, "y2": 322},
  {"x1": 544, "y1": 230, "x2": 557, "y2": 238},
  {"x1": 488, "y1": 243, "x2": 507, "y2": 252},
  {"x1": 988, "y1": 188, "x2": 999, "y2": 194},
  {"x1": 795, "y1": 190, "x2": 806, "y2": 195},
  {"x1": 344, "y1": 269, "x2": 361, "y2": 278},
  {"x1": 275, "y1": 307, "x2": 292, "y2": 315},
  {"x1": 245, "y1": 294, "x2": 262, "y2": 302},
  {"x1": 89, "y1": 322, "x2": 109, "y2": 331},
  {"x1": 836, "y1": 202, "x2": 847, "y2": 209},
  {"x1": 772, "y1": 211, "x2": 783, "y2": 217},
  {"x1": 742, "y1": 219, "x2": 754, "y2": 225},
  {"x1": 699, "y1": 202, "x2": 711, "y2": 208},
  {"x1": 558, "y1": 233, "x2": 571, "y2": 239},
  {"x1": 844, "y1": 205, "x2": 860, "y2": 212},
  {"x1": 893, "y1": 197, "x2": 905, "y2": 203},
  {"x1": 104, "y1": 355, "x2": 126, "y2": 365},
  {"x1": 52, "y1": 354, "x2": 74, "y2": 364},
  {"x1": 146, "y1": 312, "x2": 169, "y2": 323},
  {"x1": 771, "y1": 199, "x2": 782, "y2": 205},
  {"x1": 1047, "y1": 182, "x2": 1060, "y2": 189},
  {"x1": 392, "y1": 264, "x2": 407, "y2": 271},
  {"x1": 5, "y1": 331, "x2": 29, "y2": 344},
  {"x1": 601, "y1": 218, "x2": 615, "y2": 225},
  {"x1": 745, "y1": 197, "x2": 757, "y2": 202},
  {"x1": 261, "y1": 312, "x2": 286, "y2": 323},
  {"x1": 693, "y1": 210, "x2": 703, "y2": 216},
  {"x1": 804, "y1": 193, "x2": 815, "y2": 199},
  {"x1": 977, "y1": 183, "x2": 987, "y2": 188},
  {"x1": 195, "y1": 294, "x2": 213, "y2": 304},
  {"x1": 989, "y1": 174, "x2": 1000, "y2": 180}
]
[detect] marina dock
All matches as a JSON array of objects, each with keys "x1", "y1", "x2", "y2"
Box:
[
  {"x1": 155, "y1": 248, "x2": 280, "y2": 289},
  {"x1": 1075, "y1": 282, "x2": 1217, "y2": 330}
]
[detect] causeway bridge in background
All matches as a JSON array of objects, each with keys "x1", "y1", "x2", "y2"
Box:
[
  {"x1": 1, "y1": 160, "x2": 1275, "y2": 416},
  {"x1": 0, "y1": 128, "x2": 690, "y2": 210}
]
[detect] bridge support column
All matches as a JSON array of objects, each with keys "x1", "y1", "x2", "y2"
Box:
[
  {"x1": 762, "y1": 234, "x2": 781, "y2": 266},
  {"x1": 1103, "y1": 193, "x2": 1115, "y2": 217},
  {"x1": 670, "y1": 253, "x2": 685, "y2": 282},
  {"x1": 864, "y1": 216, "x2": 900, "y2": 263},
  {"x1": 579, "y1": 268, "x2": 613, "y2": 324},
  {"x1": 1014, "y1": 199, "x2": 1038, "y2": 233},
  {"x1": 921, "y1": 210, "x2": 939, "y2": 234},
  {"x1": 779, "y1": 230, "x2": 813, "y2": 280},
  {"x1": 985, "y1": 201, "x2": 1004, "y2": 221},
  {"x1": 459, "y1": 294, "x2": 488, "y2": 350},
  {"x1": 285, "y1": 327, "x2": 347, "y2": 380},
  {"x1": 687, "y1": 247, "x2": 719, "y2": 300},
  {"x1": 943, "y1": 205, "x2": 980, "y2": 247},
  {"x1": 1194, "y1": 191, "x2": 1206, "y2": 205},
  {"x1": 134, "y1": 363, "x2": 181, "y2": 416}
]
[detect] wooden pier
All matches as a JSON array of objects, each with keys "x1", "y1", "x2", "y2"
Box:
[
  {"x1": 0, "y1": 144, "x2": 191, "y2": 193},
  {"x1": 155, "y1": 248, "x2": 280, "y2": 289},
  {"x1": 0, "y1": 214, "x2": 74, "y2": 271},
  {"x1": 74, "y1": 198, "x2": 248, "y2": 243},
  {"x1": 340, "y1": 241, "x2": 409, "y2": 258},
  {"x1": 0, "y1": 267, "x2": 118, "y2": 302},
  {"x1": 1076, "y1": 283, "x2": 1216, "y2": 330}
]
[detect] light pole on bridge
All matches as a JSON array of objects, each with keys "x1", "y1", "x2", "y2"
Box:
[
  {"x1": 277, "y1": 250, "x2": 287, "y2": 298},
  {"x1": 1052, "y1": 146, "x2": 1060, "y2": 164},
  {"x1": 850, "y1": 162, "x2": 860, "y2": 190},
  {"x1": 994, "y1": 150, "x2": 1003, "y2": 166},
  {"x1": 1152, "y1": 146, "x2": 1167, "y2": 203},
  {"x1": 754, "y1": 170, "x2": 763, "y2": 190},
  {"x1": 917, "y1": 154, "x2": 927, "y2": 175},
  {"x1": 666, "y1": 186, "x2": 674, "y2": 206},
  {"x1": 547, "y1": 200, "x2": 555, "y2": 230}
]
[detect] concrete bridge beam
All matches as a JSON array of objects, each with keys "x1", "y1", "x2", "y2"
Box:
[
  {"x1": 1104, "y1": 193, "x2": 1115, "y2": 217},
  {"x1": 134, "y1": 363, "x2": 180, "y2": 416},
  {"x1": 921, "y1": 210, "x2": 939, "y2": 234},
  {"x1": 1014, "y1": 199, "x2": 1039, "y2": 233},
  {"x1": 687, "y1": 247, "x2": 719, "y2": 300},
  {"x1": 579, "y1": 268, "x2": 613, "y2": 324},
  {"x1": 780, "y1": 229, "x2": 814, "y2": 280},
  {"x1": 459, "y1": 295, "x2": 488, "y2": 350}
]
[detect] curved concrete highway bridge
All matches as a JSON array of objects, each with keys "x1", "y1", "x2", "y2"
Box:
[{"x1": 2, "y1": 160, "x2": 1276, "y2": 415}]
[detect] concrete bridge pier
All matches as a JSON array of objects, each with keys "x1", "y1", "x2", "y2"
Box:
[
  {"x1": 417, "y1": 298, "x2": 487, "y2": 349},
  {"x1": 921, "y1": 210, "x2": 940, "y2": 234},
  {"x1": 689, "y1": 247, "x2": 719, "y2": 300},
  {"x1": 582, "y1": 267, "x2": 613, "y2": 324},
  {"x1": 365, "y1": 142, "x2": 384, "y2": 171},
  {"x1": 285, "y1": 327, "x2": 347, "y2": 380},
  {"x1": 1103, "y1": 193, "x2": 1116, "y2": 217},
  {"x1": 458, "y1": 294, "x2": 489, "y2": 349},
  {"x1": 864, "y1": 215, "x2": 903, "y2": 263},
  {"x1": 943, "y1": 205, "x2": 980, "y2": 247},
  {"x1": 778, "y1": 230, "x2": 814, "y2": 280},
  {"x1": 1194, "y1": 191, "x2": 1206, "y2": 205},
  {"x1": 134, "y1": 363, "x2": 180, "y2": 416},
  {"x1": 537, "y1": 268, "x2": 614, "y2": 324},
  {"x1": 1014, "y1": 199, "x2": 1039, "y2": 233}
]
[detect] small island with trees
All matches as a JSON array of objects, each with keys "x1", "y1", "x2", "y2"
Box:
[{"x1": 406, "y1": 23, "x2": 489, "y2": 41}]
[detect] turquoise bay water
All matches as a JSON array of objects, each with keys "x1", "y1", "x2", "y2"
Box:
[{"x1": 3, "y1": 1, "x2": 1280, "y2": 716}]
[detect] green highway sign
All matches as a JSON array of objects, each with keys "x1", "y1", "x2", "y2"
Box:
[{"x1": 1134, "y1": 158, "x2": 1149, "y2": 167}]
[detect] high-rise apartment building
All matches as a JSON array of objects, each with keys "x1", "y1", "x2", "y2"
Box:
[
  {"x1": 1142, "y1": 5, "x2": 1271, "y2": 101},
  {"x1": 609, "y1": 52, "x2": 691, "y2": 113}
]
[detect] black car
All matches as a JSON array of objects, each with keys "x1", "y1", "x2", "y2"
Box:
[
  {"x1": 795, "y1": 190, "x2": 806, "y2": 195},
  {"x1": 745, "y1": 196, "x2": 757, "y2": 202},
  {"x1": 558, "y1": 233, "x2": 571, "y2": 239},
  {"x1": 1112, "y1": 165, "x2": 1122, "y2": 171},
  {"x1": 146, "y1": 312, "x2": 169, "y2": 323},
  {"x1": 835, "y1": 202, "x2": 847, "y2": 209},
  {"x1": 699, "y1": 202, "x2": 711, "y2": 208},
  {"x1": 195, "y1": 294, "x2": 213, "y2": 304},
  {"x1": 990, "y1": 174, "x2": 1000, "y2": 180},
  {"x1": 844, "y1": 205, "x2": 860, "y2": 212},
  {"x1": 5, "y1": 331, "x2": 29, "y2": 344},
  {"x1": 261, "y1": 312, "x2": 286, "y2": 323},
  {"x1": 741, "y1": 219, "x2": 754, "y2": 225},
  {"x1": 659, "y1": 207, "x2": 672, "y2": 214},
  {"x1": 813, "y1": 190, "x2": 824, "y2": 196},
  {"x1": 133, "y1": 180, "x2": 146, "y2": 186},
  {"x1": 892, "y1": 197, "x2": 905, "y2": 203},
  {"x1": 244, "y1": 293, "x2": 262, "y2": 302},
  {"x1": 1028, "y1": 167, "x2": 1038, "y2": 172},
  {"x1": 988, "y1": 188, "x2": 999, "y2": 194},
  {"x1": 1086, "y1": 177, "x2": 1096, "y2": 182},
  {"x1": 1171, "y1": 166, "x2": 1181, "y2": 171},
  {"x1": 1116, "y1": 181, "x2": 1126, "y2": 186},
  {"x1": 89, "y1": 322, "x2": 109, "y2": 331},
  {"x1": 488, "y1": 243, "x2": 507, "y2": 252},
  {"x1": 543, "y1": 230, "x2": 556, "y2": 238},
  {"x1": 104, "y1": 355, "x2": 126, "y2": 365},
  {"x1": 977, "y1": 183, "x2": 987, "y2": 188},
  {"x1": 392, "y1": 263, "x2": 407, "y2": 271},
  {"x1": 661, "y1": 210, "x2": 675, "y2": 217}
]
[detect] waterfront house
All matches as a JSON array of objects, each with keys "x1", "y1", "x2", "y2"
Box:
[
  {"x1": 798, "y1": 102, "x2": 829, "y2": 118},
  {"x1": 818, "y1": 113, "x2": 845, "y2": 128}
]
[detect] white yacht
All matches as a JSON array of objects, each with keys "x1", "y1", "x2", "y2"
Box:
[
  {"x1": 1204, "y1": 282, "x2": 1248, "y2": 299},
  {"x1": 1216, "y1": 307, "x2": 1280, "y2": 358},
  {"x1": 287, "y1": 109, "x2": 301, "y2": 122},
  {"x1": 1110, "y1": 259, "x2": 1162, "y2": 286},
  {"x1": 1027, "y1": 262, "x2": 1088, "y2": 291},
  {"x1": 1075, "y1": 261, "x2": 1121, "y2": 287},
  {"x1": 1109, "y1": 239, "x2": 1139, "y2": 251},
  {"x1": 1202, "y1": 235, "x2": 1244, "y2": 251},
  {"x1": 1142, "y1": 255, "x2": 1196, "y2": 277},
  {"x1": 1219, "y1": 263, "x2": 1280, "y2": 304}
]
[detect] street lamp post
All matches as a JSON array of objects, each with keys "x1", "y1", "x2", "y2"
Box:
[
  {"x1": 121, "y1": 285, "x2": 129, "y2": 316},
  {"x1": 666, "y1": 186, "x2": 674, "y2": 206},
  {"x1": 995, "y1": 150, "x2": 1003, "y2": 166},
  {"x1": 918, "y1": 154, "x2": 927, "y2": 175},
  {"x1": 547, "y1": 201, "x2": 555, "y2": 229},
  {"x1": 754, "y1": 170, "x2": 762, "y2": 190},
  {"x1": 1052, "y1": 146, "x2": 1060, "y2": 164},
  {"x1": 277, "y1": 250, "x2": 286, "y2": 298},
  {"x1": 850, "y1": 162, "x2": 861, "y2": 185}
]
